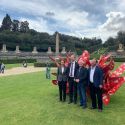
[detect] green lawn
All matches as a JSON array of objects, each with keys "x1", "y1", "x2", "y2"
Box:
[
  {"x1": 0, "y1": 71, "x2": 125, "y2": 125},
  {"x1": 4, "y1": 62, "x2": 124, "y2": 70},
  {"x1": 5, "y1": 63, "x2": 34, "y2": 69}
]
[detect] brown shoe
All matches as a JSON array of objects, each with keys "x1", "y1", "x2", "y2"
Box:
[{"x1": 98, "y1": 109, "x2": 102, "y2": 112}]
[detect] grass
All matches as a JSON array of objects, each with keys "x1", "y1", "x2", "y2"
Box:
[
  {"x1": 0, "y1": 69, "x2": 125, "y2": 125},
  {"x1": 4, "y1": 62, "x2": 123, "y2": 70},
  {"x1": 5, "y1": 63, "x2": 34, "y2": 69}
]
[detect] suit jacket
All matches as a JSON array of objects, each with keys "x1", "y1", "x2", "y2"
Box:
[
  {"x1": 88, "y1": 66, "x2": 103, "y2": 87},
  {"x1": 57, "y1": 66, "x2": 67, "y2": 82},
  {"x1": 75, "y1": 67, "x2": 88, "y2": 85},
  {"x1": 66, "y1": 61, "x2": 79, "y2": 78}
]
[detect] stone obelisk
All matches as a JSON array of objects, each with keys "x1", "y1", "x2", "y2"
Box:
[{"x1": 56, "y1": 32, "x2": 59, "y2": 55}]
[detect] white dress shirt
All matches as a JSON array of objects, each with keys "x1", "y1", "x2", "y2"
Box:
[
  {"x1": 90, "y1": 66, "x2": 96, "y2": 83},
  {"x1": 69, "y1": 61, "x2": 75, "y2": 77},
  {"x1": 61, "y1": 67, "x2": 64, "y2": 74}
]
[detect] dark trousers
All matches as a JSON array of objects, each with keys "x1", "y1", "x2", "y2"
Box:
[
  {"x1": 89, "y1": 83, "x2": 103, "y2": 110},
  {"x1": 78, "y1": 83, "x2": 86, "y2": 106},
  {"x1": 58, "y1": 81, "x2": 67, "y2": 101},
  {"x1": 68, "y1": 77, "x2": 77, "y2": 103},
  {"x1": 1, "y1": 68, "x2": 4, "y2": 73}
]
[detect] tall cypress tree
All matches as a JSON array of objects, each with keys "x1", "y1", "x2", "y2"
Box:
[{"x1": 1, "y1": 14, "x2": 12, "y2": 31}]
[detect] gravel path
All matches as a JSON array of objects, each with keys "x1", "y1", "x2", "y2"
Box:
[{"x1": 0, "y1": 66, "x2": 46, "y2": 77}]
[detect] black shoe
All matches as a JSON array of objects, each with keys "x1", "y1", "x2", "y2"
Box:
[
  {"x1": 68, "y1": 101, "x2": 72, "y2": 104},
  {"x1": 79, "y1": 104, "x2": 83, "y2": 106},
  {"x1": 90, "y1": 107, "x2": 96, "y2": 109},
  {"x1": 83, "y1": 105, "x2": 87, "y2": 109},
  {"x1": 74, "y1": 101, "x2": 77, "y2": 104}
]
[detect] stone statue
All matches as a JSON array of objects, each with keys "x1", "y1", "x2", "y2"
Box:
[
  {"x1": 117, "y1": 43, "x2": 124, "y2": 52},
  {"x1": 1, "y1": 44, "x2": 8, "y2": 53},
  {"x1": 47, "y1": 47, "x2": 52, "y2": 54},
  {"x1": 46, "y1": 62, "x2": 51, "y2": 79},
  {"x1": 15, "y1": 46, "x2": 20, "y2": 53},
  {"x1": 61, "y1": 47, "x2": 66, "y2": 54},
  {"x1": 32, "y1": 46, "x2": 38, "y2": 54}
]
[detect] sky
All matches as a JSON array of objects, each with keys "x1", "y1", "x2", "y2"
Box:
[{"x1": 0, "y1": 0, "x2": 125, "y2": 42}]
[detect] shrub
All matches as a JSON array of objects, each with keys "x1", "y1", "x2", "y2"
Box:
[
  {"x1": 34, "y1": 62, "x2": 56, "y2": 67},
  {"x1": 0, "y1": 58, "x2": 36, "y2": 64},
  {"x1": 113, "y1": 58, "x2": 125, "y2": 62}
]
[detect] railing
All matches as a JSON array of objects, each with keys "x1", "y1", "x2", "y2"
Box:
[{"x1": 0, "y1": 51, "x2": 67, "y2": 60}]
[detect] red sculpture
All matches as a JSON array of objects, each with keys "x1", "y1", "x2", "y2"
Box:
[{"x1": 49, "y1": 51, "x2": 125, "y2": 105}]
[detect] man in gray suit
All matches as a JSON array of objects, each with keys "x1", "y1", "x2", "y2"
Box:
[{"x1": 57, "y1": 60, "x2": 68, "y2": 102}]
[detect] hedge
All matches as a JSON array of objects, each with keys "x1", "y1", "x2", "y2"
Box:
[
  {"x1": 0, "y1": 59, "x2": 37, "y2": 64},
  {"x1": 34, "y1": 62, "x2": 56, "y2": 67},
  {"x1": 113, "y1": 58, "x2": 125, "y2": 62}
]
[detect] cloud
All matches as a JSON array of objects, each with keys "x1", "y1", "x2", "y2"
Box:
[
  {"x1": 100, "y1": 12, "x2": 125, "y2": 31},
  {"x1": 0, "y1": 0, "x2": 125, "y2": 42},
  {"x1": 20, "y1": 17, "x2": 53, "y2": 33},
  {"x1": 45, "y1": 12, "x2": 55, "y2": 16}
]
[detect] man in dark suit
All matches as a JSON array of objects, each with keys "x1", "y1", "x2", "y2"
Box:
[
  {"x1": 66, "y1": 54, "x2": 79, "y2": 104},
  {"x1": 88, "y1": 59, "x2": 103, "y2": 112},
  {"x1": 57, "y1": 60, "x2": 68, "y2": 102},
  {"x1": 75, "y1": 60, "x2": 88, "y2": 108}
]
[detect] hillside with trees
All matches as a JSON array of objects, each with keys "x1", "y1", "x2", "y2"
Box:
[
  {"x1": 0, "y1": 14, "x2": 125, "y2": 55},
  {"x1": 0, "y1": 14, "x2": 103, "y2": 55}
]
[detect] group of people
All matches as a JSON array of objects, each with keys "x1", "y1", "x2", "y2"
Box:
[
  {"x1": 57, "y1": 54, "x2": 103, "y2": 112},
  {"x1": 0, "y1": 62, "x2": 5, "y2": 74},
  {"x1": 22, "y1": 61, "x2": 27, "y2": 68}
]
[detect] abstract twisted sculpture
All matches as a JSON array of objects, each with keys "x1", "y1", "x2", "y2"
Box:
[{"x1": 49, "y1": 51, "x2": 125, "y2": 105}]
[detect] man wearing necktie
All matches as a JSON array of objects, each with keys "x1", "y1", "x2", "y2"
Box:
[
  {"x1": 67, "y1": 54, "x2": 79, "y2": 104},
  {"x1": 88, "y1": 59, "x2": 103, "y2": 112}
]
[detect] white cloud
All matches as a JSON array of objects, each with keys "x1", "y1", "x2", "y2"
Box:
[
  {"x1": 0, "y1": 19, "x2": 2, "y2": 27},
  {"x1": 63, "y1": 11, "x2": 125, "y2": 42},
  {"x1": 100, "y1": 12, "x2": 125, "y2": 31},
  {"x1": 0, "y1": 0, "x2": 91, "y2": 30},
  {"x1": 0, "y1": 15, "x2": 4, "y2": 27},
  {"x1": 0, "y1": 0, "x2": 125, "y2": 42},
  {"x1": 20, "y1": 17, "x2": 53, "y2": 33}
]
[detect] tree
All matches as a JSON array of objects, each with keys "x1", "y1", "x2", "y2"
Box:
[
  {"x1": 12, "y1": 20, "x2": 20, "y2": 32},
  {"x1": 0, "y1": 14, "x2": 104, "y2": 53},
  {"x1": 0, "y1": 14, "x2": 12, "y2": 31},
  {"x1": 117, "y1": 31, "x2": 125, "y2": 45},
  {"x1": 20, "y1": 21, "x2": 29, "y2": 33}
]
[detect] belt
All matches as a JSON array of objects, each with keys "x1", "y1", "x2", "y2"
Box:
[{"x1": 90, "y1": 82, "x2": 94, "y2": 84}]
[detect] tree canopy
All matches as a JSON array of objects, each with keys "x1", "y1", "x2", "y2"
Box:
[{"x1": 1, "y1": 14, "x2": 124, "y2": 54}]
